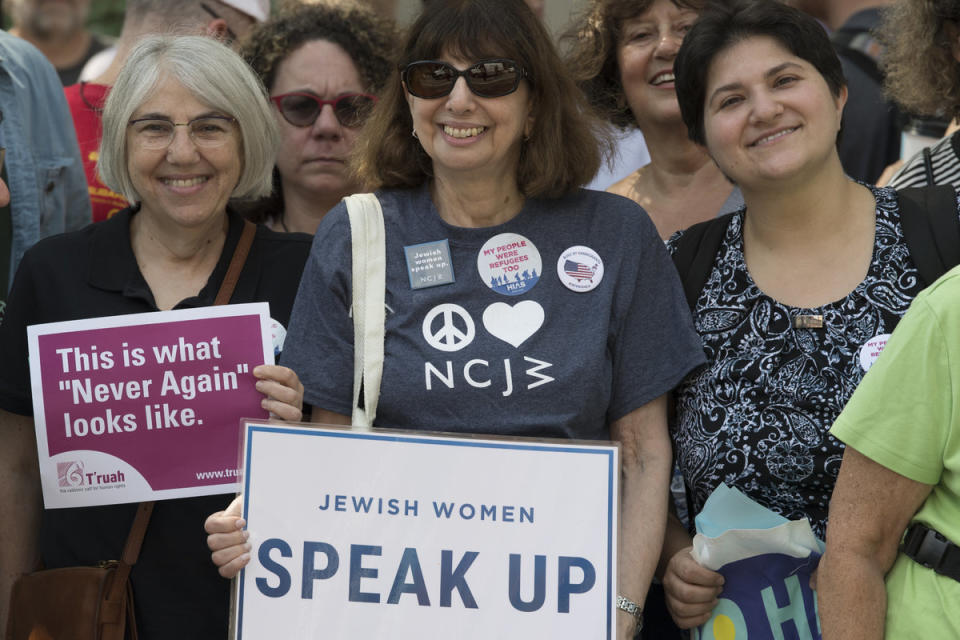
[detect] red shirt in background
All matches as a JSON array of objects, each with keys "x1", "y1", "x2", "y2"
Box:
[{"x1": 63, "y1": 82, "x2": 129, "y2": 222}]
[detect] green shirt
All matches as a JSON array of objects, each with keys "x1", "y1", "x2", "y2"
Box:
[{"x1": 831, "y1": 266, "x2": 960, "y2": 637}]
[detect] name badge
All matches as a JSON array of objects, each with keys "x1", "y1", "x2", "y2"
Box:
[
  {"x1": 404, "y1": 240, "x2": 455, "y2": 289},
  {"x1": 792, "y1": 315, "x2": 824, "y2": 329}
]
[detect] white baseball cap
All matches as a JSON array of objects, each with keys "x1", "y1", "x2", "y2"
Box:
[{"x1": 219, "y1": 0, "x2": 270, "y2": 22}]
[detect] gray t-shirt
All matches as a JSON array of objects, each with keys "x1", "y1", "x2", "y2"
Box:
[{"x1": 282, "y1": 185, "x2": 704, "y2": 441}]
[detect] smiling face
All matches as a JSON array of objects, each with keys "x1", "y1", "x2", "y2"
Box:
[
  {"x1": 702, "y1": 36, "x2": 846, "y2": 190},
  {"x1": 406, "y1": 53, "x2": 533, "y2": 185},
  {"x1": 127, "y1": 75, "x2": 242, "y2": 230},
  {"x1": 616, "y1": 0, "x2": 698, "y2": 129},
  {"x1": 270, "y1": 39, "x2": 364, "y2": 204}
]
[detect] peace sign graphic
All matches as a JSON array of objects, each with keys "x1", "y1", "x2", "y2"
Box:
[{"x1": 422, "y1": 303, "x2": 476, "y2": 352}]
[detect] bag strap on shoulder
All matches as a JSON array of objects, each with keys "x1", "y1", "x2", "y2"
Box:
[
  {"x1": 107, "y1": 218, "x2": 255, "y2": 619},
  {"x1": 671, "y1": 213, "x2": 736, "y2": 311},
  {"x1": 214, "y1": 220, "x2": 256, "y2": 305},
  {"x1": 897, "y1": 186, "x2": 960, "y2": 286},
  {"x1": 672, "y1": 188, "x2": 960, "y2": 309},
  {"x1": 345, "y1": 193, "x2": 386, "y2": 430},
  {"x1": 923, "y1": 147, "x2": 936, "y2": 186}
]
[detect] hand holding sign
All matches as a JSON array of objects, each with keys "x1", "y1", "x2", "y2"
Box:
[
  {"x1": 28, "y1": 304, "x2": 277, "y2": 508},
  {"x1": 206, "y1": 495, "x2": 251, "y2": 578},
  {"x1": 252, "y1": 365, "x2": 303, "y2": 422},
  {"x1": 228, "y1": 424, "x2": 619, "y2": 639}
]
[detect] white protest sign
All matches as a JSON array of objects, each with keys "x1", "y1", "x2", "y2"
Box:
[
  {"x1": 27, "y1": 303, "x2": 273, "y2": 508},
  {"x1": 234, "y1": 423, "x2": 619, "y2": 639}
]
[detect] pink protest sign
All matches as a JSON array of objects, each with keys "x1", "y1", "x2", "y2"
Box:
[{"x1": 27, "y1": 303, "x2": 273, "y2": 508}]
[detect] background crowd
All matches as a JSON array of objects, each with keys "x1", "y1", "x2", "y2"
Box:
[{"x1": 0, "y1": 0, "x2": 958, "y2": 639}]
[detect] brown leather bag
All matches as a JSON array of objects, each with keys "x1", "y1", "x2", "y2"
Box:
[
  {"x1": 5, "y1": 501, "x2": 153, "y2": 640},
  {"x1": 5, "y1": 220, "x2": 257, "y2": 640}
]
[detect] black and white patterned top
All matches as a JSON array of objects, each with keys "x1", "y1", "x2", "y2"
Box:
[
  {"x1": 888, "y1": 130, "x2": 960, "y2": 189},
  {"x1": 668, "y1": 186, "x2": 945, "y2": 539}
]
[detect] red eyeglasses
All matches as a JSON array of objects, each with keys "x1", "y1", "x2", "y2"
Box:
[{"x1": 269, "y1": 92, "x2": 377, "y2": 129}]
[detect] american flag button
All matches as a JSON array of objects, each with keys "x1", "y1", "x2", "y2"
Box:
[{"x1": 557, "y1": 245, "x2": 604, "y2": 292}]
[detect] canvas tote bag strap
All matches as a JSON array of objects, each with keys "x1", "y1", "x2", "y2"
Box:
[{"x1": 345, "y1": 193, "x2": 386, "y2": 430}]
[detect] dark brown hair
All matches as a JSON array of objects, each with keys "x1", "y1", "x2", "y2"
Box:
[
  {"x1": 352, "y1": 0, "x2": 609, "y2": 198},
  {"x1": 675, "y1": 0, "x2": 845, "y2": 146},
  {"x1": 563, "y1": 0, "x2": 705, "y2": 128},
  {"x1": 236, "y1": 2, "x2": 396, "y2": 223},
  {"x1": 241, "y1": 2, "x2": 395, "y2": 96}
]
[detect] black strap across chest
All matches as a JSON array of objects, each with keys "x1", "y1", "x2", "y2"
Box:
[{"x1": 671, "y1": 186, "x2": 960, "y2": 310}]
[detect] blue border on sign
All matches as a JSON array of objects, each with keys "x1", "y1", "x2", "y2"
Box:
[{"x1": 236, "y1": 424, "x2": 617, "y2": 639}]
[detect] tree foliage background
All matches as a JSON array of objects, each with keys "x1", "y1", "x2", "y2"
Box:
[{"x1": 87, "y1": 0, "x2": 126, "y2": 37}]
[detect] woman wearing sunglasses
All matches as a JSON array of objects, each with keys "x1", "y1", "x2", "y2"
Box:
[
  {"x1": 565, "y1": 0, "x2": 741, "y2": 241},
  {"x1": 206, "y1": 0, "x2": 705, "y2": 637},
  {"x1": 238, "y1": 3, "x2": 395, "y2": 234}
]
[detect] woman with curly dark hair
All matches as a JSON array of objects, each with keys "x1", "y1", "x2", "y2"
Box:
[
  {"x1": 238, "y1": 2, "x2": 396, "y2": 233},
  {"x1": 564, "y1": 0, "x2": 742, "y2": 240},
  {"x1": 883, "y1": 0, "x2": 960, "y2": 188}
]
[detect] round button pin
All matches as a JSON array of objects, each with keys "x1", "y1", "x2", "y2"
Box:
[
  {"x1": 477, "y1": 233, "x2": 542, "y2": 296},
  {"x1": 859, "y1": 334, "x2": 890, "y2": 372},
  {"x1": 557, "y1": 246, "x2": 604, "y2": 292}
]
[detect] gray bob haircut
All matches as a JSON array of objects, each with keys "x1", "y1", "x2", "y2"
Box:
[{"x1": 98, "y1": 35, "x2": 278, "y2": 204}]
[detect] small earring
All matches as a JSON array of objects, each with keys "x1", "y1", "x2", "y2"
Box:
[{"x1": 412, "y1": 127, "x2": 419, "y2": 139}]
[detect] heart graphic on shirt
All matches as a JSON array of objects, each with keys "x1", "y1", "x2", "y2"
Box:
[{"x1": 482, "y1": 301, "x2": 544, "y2": 348}]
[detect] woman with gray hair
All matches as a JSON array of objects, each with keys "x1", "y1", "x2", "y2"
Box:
[{"x1": 0, "y1": 35, "x2": 309, "y2": 638}]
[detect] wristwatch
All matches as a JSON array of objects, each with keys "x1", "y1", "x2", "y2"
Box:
[{"x1": 616, "y1": 595, "x2": 644, "y2": 630}]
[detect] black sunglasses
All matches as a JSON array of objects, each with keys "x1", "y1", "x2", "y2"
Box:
[
  {"x1": 401, "y1": 59, "x2": 529, "y2": 99},
  {"x1": 269, "y1": 92, "x2": 378, "y2": 128}
]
